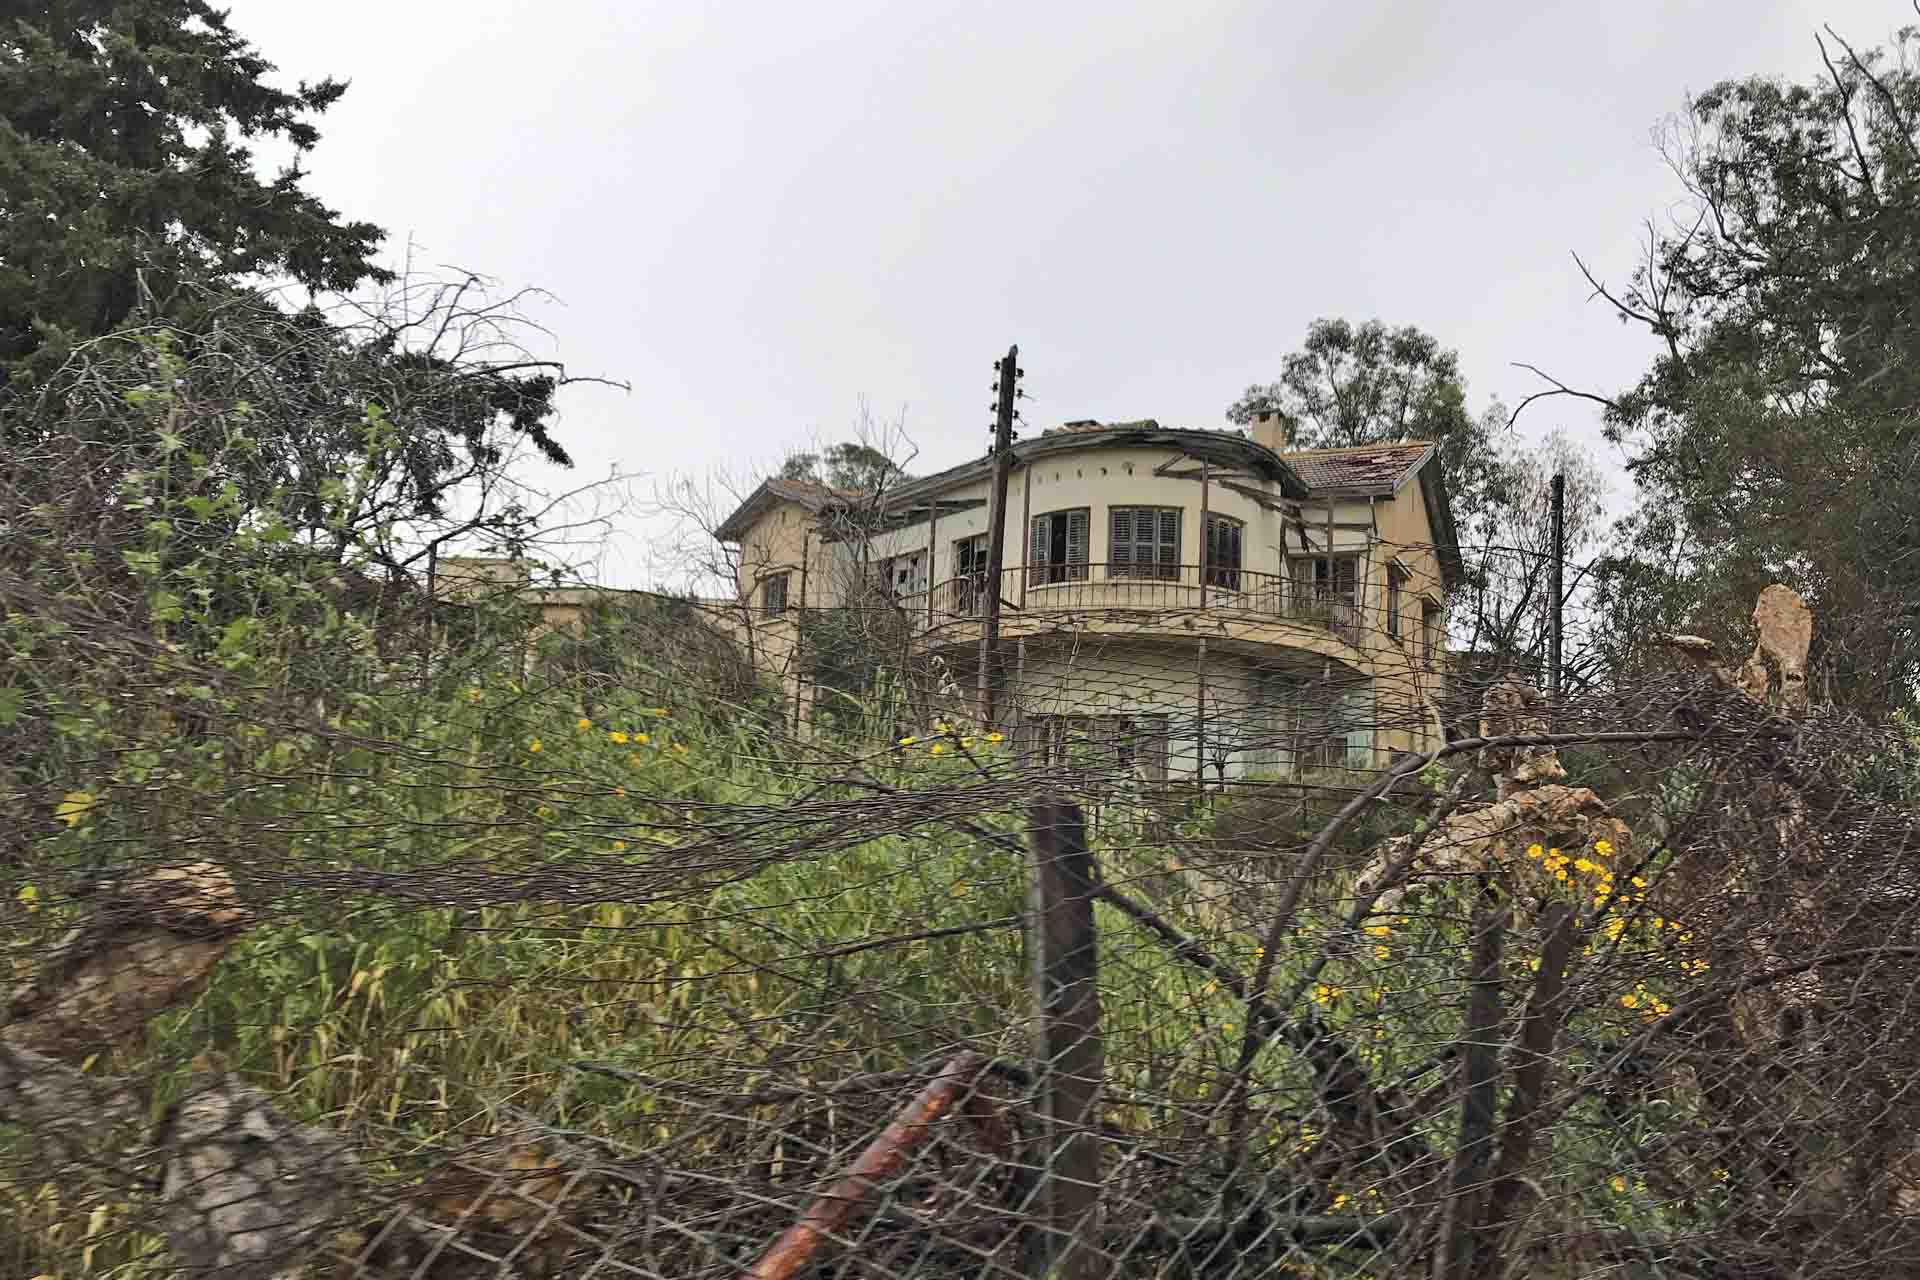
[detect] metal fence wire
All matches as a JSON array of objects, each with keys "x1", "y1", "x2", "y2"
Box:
[{"x1": 8, "y1": 479, "x2": 1920, "y2": 1280}]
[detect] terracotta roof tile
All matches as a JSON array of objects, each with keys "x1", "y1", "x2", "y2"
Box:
[{"x1": 1278, "y1": 442, "x2": 1434, "y2": 495}]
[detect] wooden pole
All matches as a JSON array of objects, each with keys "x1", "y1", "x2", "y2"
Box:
[
  {"x1": 1198, "y1": 456, "x2": 1211, "y2": 609},
  {"x1": 1549, "y1": 472, "x2": 1565, "y2": 712},
  {"x1": 1025, "y1": 798, "x2": 1104, "y2": 1280},
  {"x1": 926, "y1": 502, "x2": 938, "y2": 630},
  {"x1": 1195, "y1": 637, "x2": 1208, "y2": 783},
  {"x1": 976, "y1": 344, "x2": 1020, "y2": 725}
]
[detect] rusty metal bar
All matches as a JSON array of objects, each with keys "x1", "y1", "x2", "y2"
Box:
[{"x1": 741, "y1": 1051, "x2": 992, "y2": 1280}]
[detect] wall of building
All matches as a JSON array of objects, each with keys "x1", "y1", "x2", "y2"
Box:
[{"x1": 721, "y1": 439, "x2": 1452, "y2": 763}]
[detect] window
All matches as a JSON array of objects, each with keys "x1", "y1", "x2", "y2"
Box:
[
  {"x1": 887, "y1": 553, "x2": 926, "y2": 601},
  {"x1": 1109, "y1": 507, "x2": 1180, "y2": 580},
  {"x1": 761, "y1": 572, "x2": 789, "y2": 616},
  {"x1": 952, "y1": 533, "x2": 989, "y2": 615},
  {"x1": 1386, "y1": 563, "x2": 1407, "y2": 641},
  {"x1": 1205, "y1": 514, "x2": 1244, "y2": 591},
  {"x1": 1291, "y1": 555, "x2": 1359, "y2": 606},
  {"x1": 1028, "y1": 508, "x2": 1090, "y2": 586},
  {"x1": 1030, "y1": 714, "x2": 1169, "y2": 783},
  {"x1": 1422, "y1": 600, "x2": 1444, "y2": 665},
  {"x1": 1296, "y1": 685, "x2": 1373, "y2": 771}
]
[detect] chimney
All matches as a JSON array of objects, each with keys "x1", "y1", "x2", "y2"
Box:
[{"x1": 1250, "y1": 408, "x2": 1293, "y2": 453}]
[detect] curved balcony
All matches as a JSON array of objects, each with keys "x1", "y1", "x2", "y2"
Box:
[{"x1": 896, "y1": 563, "x2": 1368, "y2": 662}]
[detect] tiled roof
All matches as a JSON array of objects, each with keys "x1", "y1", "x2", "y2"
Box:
[
  {"x1": 1278, "y1": 442, "x2": 1435, "y2": 496},
  {"x1": 763, "y1": 477, "x2": 865, "y2": 507},
  {"x1": 1044, "y1": 418, "x2": 1160, "y2": 436},
  {"x1": 715, "y1": 477, "x2": 866, "y2": 541}
]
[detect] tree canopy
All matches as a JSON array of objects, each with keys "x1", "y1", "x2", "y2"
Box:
[
  {"x1": 779, "y1": 441, "x2": 908, "y2": 493},
  {"x1": 0, "y1": 1, "x2": 390, "y2": 380},
  {"x1": 1231, "y1": 317, "x2": 1515, "y2": 555},
  {"x1": 1588, "y1": 23, "x2": 1920, "y2": 710}
]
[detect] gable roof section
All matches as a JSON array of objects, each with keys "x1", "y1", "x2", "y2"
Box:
[
  {"x1": 1278, "y1": 441, "x2": 1464, "y2": 587},
  {"x1": 1279, "y1": 441, "x2": 1435, "y2": 497},
  {"x1": 714, "y1": 477, "x2": 863, "y2": 542}
]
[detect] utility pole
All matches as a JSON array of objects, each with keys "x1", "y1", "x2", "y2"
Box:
[
  {"x1": 1548, "y1": 471, "x2": 1565, "y2": 711},
  {"x1": 976, "y1": 344, "x2": 1020, "y2": 725}
]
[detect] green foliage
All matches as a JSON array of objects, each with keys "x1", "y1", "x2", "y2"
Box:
[
  {"x1": 0, "y1": 1, "x2": 389, "y2": 381},
  {"x1": 779, "y1": 441, "x2": 908, "y2": 492},
  {"x1": 1594, "y1": 24, "x2": 1920, "y2": 709},
  {"x1": 1227, "y1": 318, "x2": 1512, "y2": 536}
]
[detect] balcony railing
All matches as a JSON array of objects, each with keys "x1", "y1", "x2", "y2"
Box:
[{"x1": 896, "y1": 563, "x2": 1363, "y2": 648}]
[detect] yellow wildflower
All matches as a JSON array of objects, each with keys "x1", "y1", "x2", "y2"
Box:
[
  {"x1": 1374, "y1": 945, "x2": 1391, "y2": 960},
  {"x1": 614, "y1": 787, "x2": 626, "y2": 797},
  {"x1": 629, "y1": 753, "x2": 643, "y2": 766},
  {"x1": 1631, "y1": 876, "x2": 1648, "y2": 889},
  {"x1": 16, "y1": 883, "x2": 38, "y2": 910},
  {"x1": 1594, "y1": 838, "x2": 1614, "y2": 857},
  {"x1": 576, "y1": 717, "x2": 591, "y2": 730},
  {"x1": 653, "y1": 707, "x2": 668, "y2": 716},
  {"x1": 673, "y1": 743, "x2": 688, "y2": 755},
  {"x1": 54, "y1": 791, "x2": 95, "y2": 827},
  {"x1": 1611, "y1": 1175, "x2": 1628, "y2": 1194},
  {"x1": 1620, "y1": 993, "x2": 1640, "y2": 1009},
  {"x1": 613, "y1": 840, "x2": 627, "y2": 852},
  {"x1": 527, "y1": 739, "x2": 542, "y2": 753},
  {"x1": 985, "y1": 732, "x2": 1005, "y2": 743},
  {"x1": 898, "y1": 736, "x2": 918, "y2": 747},
  {"x1": 1221, "y1": 1021, "x2": 1235, "y2": 1034},
  {"x1": 1526, "y1": 843, "x2": 1544, "y2": 859},
  {"x1": 929, "y1": 743, "x2": 947, "y2": 756},
  {"x1": 961, "y1": 737, "x2": 974, "y2": 747},
  {"x1": 467, "y1": 687, "x2": 483, "y2": 703},
  {"x1": 609, "y1": 731, "x2": 629, "y2": 744},
  {"x1": 635, "y1": 733, "x2": 650, "y2": 744},
  {"x1": 1366, "y1": 925, "x2": 1393, "y2": 937},
  {"x1": 952, "y1": 881, "x2": 969, "y2": 896}
]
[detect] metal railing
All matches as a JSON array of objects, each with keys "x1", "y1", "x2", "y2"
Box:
[{"x1": 897, "y1": 563, "x2": 1364, "y2": 646}]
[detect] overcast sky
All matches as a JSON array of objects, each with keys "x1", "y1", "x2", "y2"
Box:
[{"x1": 229, "y1": 0, "x2": 1907, "y2": 586}]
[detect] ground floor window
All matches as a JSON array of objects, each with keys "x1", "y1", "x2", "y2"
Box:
[
  {"x1": 1025, "y1": 713, "x2": 1170, "y2": 782},
  {"x1": 1248, "y1": 677, "x2": 1374, "y2": 773}
]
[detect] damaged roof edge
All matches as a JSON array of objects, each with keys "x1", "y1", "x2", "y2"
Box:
[{"x1": 882, "y1": 424, "x2": 1312, "y2": 508}]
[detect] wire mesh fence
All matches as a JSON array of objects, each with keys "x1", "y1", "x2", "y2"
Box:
[{"x1": 8, "y1": 388, "x2": 1920, "y2": 1279}]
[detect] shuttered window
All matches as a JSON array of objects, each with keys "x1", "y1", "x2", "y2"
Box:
[
  {"x1": 1109, "y1": 506, "x2": 1180, "y2": 580},
  {"x1": 1205, "y1": 514, "x2": 1244, "y2": 590},
  {"x1": 762, "y1": 573, "x2": 789, "y2": 616},
  {"x1": 1028, "y1": 508, "x2": 1090, "y2": 586},
  {"x1": 952, "y1": 533, "x2": 989, "y2": 615}
]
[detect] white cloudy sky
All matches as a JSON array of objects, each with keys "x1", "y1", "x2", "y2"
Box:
[{"x1": 228, "y1": 0, "x2": 1908, "y2": 586}]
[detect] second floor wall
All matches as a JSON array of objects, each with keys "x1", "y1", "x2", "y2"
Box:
[{"x1": 733, "y1": 439, "x2": 1454, "y2": 675}]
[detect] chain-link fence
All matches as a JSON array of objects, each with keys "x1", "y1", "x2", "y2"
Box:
[{"x1": 8, "y1": 343, "x2": 1920, "y2": 1279}]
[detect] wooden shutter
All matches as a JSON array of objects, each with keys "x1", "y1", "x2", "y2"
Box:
[
  {"x1": 1156, "y1": 508, "x2": 1180, "y2": 577},
  {"x1": 1110, "y1": 508, "x2": 1134, "y2": 576},
  {"x1": 1066, "y1": 509, "x2": 1090, "y2": 579},
  {"x1": 1029, "y1": 515, "x2": 1050, "y2": 586}
]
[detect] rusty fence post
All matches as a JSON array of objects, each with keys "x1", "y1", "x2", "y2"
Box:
[{"x1": 1026, "y1": 797, "x2": 1104, "y2": 1279}]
